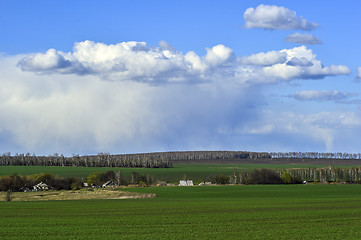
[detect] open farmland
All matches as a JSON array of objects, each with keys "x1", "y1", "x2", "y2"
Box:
[
  {"x1": 1, "y1": 185, "x2": 361, "y2": 239},
  {"x1": 1, "y1": 162, "x2": 359, "y2": 183},
  {"x1": 1, "y1": 151, "x2": 361, "y2": 184}
]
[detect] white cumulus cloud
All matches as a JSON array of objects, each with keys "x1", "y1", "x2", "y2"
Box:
[
  {"x1": 285, "y1": 32, "x2": 322, "y2": 45},
  {"x1": 17, "y1": 49, "x2": 88, "y2": 74},
  {"x1": 17, "y1": 41, "x2": 350, "y2": 86},
  {"x1": 239, "y1": 51, "x2": 287, "y2": 66},
  {"x1": 236, "y1": 46, "x2": 350, "y2": 85},
  {"x1": 18, "y1": 40, "x2": 235, "y2": 84},
  {"x1": 204, "y1": 44, "x2": 234, "y2": 67},
  {"x1": 243, "y1": 4, "x2": 319, "y2": 30}
]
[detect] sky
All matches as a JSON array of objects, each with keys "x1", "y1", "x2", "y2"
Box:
[{"x1": 0, "y1": 0, "x2": 361, "y2": 155}]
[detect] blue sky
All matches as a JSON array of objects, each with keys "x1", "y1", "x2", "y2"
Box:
[{"x1": 0, "y1": 1, "x2": 360, "y2": 155}]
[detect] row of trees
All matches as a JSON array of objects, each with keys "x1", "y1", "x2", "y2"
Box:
[
  {"x1": 0, "y1": 170, "x2": 155, "y2": 192},
  {"x1": 0, "y1": 152, "x2": 172, "y2": 168},
  {"x1": 105, "y1": 151, "x2": 270, "y2": 160},
  {"x1": 270, "y1": 152, "x2": 361, "y2": 160},
  {"x1": 275, "y1": 167, "x2": 361, "y2": 183},
  {"x1": 105, "y1": 151, "x2": 360, "y2": 160},
  {"x1": 0, "y1": 173, "x2": 82, "y2": 192},
  {"x1": 2, "y1": 167, "x2": 361, "y2": 193},
  {"x1": 0, "y1": 151, "x2": 272, "y2": 167},
  {"x1": 228, "y1": 167, "x2": 361, "y2": 185},
  {"x1": 229, "y1": 169, "x2": 284, "y2": 185},
  {"x1": 2, "y1": 151, "x2": 360, "y2": 168},
  {"x1": 86, "y1": 170, "x2": 154, "y2": 186}
]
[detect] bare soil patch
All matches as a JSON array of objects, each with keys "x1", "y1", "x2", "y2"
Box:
[{"x1": 0, "y1": 188, "x2": 156, "y2": 202}]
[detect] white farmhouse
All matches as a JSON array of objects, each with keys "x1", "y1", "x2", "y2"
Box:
[{"x1": 179, "y1": 180, "x2": 193, "y2": 186}]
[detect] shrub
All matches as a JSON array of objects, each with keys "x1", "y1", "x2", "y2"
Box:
[
  {"x1": 281, "y1": 171, "x2": 292, "y2": 184},
  {"x1": 100, "y1": 171, "x2": 116, "y2": 183},
  {"x1": 210, "y1": 174, "x2": 230, "y2": 185},
  {"x1": 71, "y1": 181, "x2": 82, "y2": 190},
  {"x1": 48, "y1": 178, "x2": 73, "y2": 190},
  {"x1": 251, "y1": 169, "x2": 282, "y2": 184},
  {"x1": 87, "y1": 172, "x2": 104, "y2": 186},
  {"x1": 0, "y1": 174, "x2": 25, "y2": 192},
  {"x1": 36, "y1": 173, "x2": 54, "y2": 183}
]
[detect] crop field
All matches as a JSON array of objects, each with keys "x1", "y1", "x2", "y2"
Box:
[
  {"x1": 1, "y1": 163, "x2": 358, "y2": 183},
  {"x1": 1, "y1": 184, "x2": 361, "y2": 239}
]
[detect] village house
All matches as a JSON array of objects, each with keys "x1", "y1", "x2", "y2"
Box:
[
  {"x1": 179, "y1": 180, "x2": 193, "y2": 186},
  {"x1": 33, "y1": 182, "x2": 49, "y2": 191},
  {"x1": 102, "y1": 181, "x2": 116, "y2": 188},
  {"x1": 198, "y1": 182, "x2": 212, "y2": 186}
]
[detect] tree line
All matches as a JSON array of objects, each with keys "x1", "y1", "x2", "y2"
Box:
[
  {"x1": 2, "y1": 166, "x2": 361, "y2": 197},
  {"x1": 0, "y1": 152, "x2": 172, "y2": 168},
  {"x1": 270, "y1": 152, "x2": 361, "y2": 160},
  {"x1": 1, "y1": 151, "x2": 361, "y2": 168},
  {"x1": 0, "y1": 173, "x2": 82, "y2": 192},
  {"x1": 0, "y1": 170, "x2": 154, "y2": 193},
  {"x1": 229, "y1": 167, "x2": 361, "y2": 185},
  {"x1": 0, "y1": 151, "x2": 272, "y2": 167}
]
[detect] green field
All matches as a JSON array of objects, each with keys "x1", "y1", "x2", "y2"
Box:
[
  {"x1": 1, "y1": 184, "x2": 361, "y2": 239},
  {"x1": 1, "y1": 163, "x2": 357, "y2": 183}
]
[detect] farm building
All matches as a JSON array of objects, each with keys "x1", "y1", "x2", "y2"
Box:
[
  {"x1": 102, "y1": 181, "x2": 116, "y2": 187},
  {"x1": 198, "y1": 182, "x2": 212, "y2": 186},
  {"x1": 179, "y1": 180, "x2": 193, "y2": 186},
  {"x1": 33, "y1": 182, "x2": 49, "y2": 191}
]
